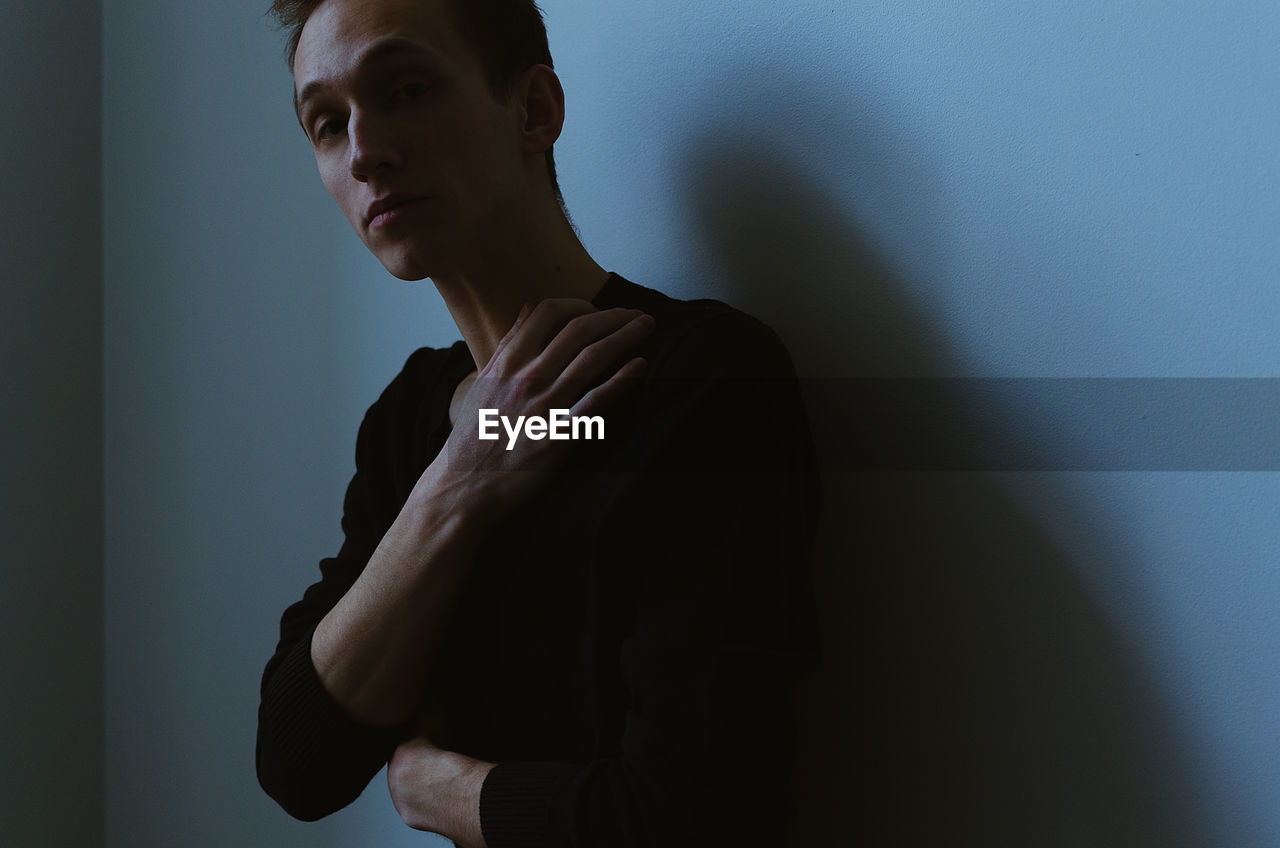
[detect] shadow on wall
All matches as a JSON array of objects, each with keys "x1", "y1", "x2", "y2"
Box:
[{"x1": 680, "y1": 127, "x2": 1211, "y2": 846}]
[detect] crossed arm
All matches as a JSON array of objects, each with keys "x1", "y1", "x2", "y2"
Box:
[
  {"x1": 258, "y1": 298, "x2": 817, "y2": 846},
  {"x1": 303, "y1": 301, "x2": 654, "y2": 846}
]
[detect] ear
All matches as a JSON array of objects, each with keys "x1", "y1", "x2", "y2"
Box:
[{"x1": 516, "y1": 64, "x2": 565, "y2": 154}]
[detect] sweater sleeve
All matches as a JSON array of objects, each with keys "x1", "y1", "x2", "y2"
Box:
[
  {"x1": 255, "y1": 347, "x2": 447, "y2": 821},
  {"x1": 478, "y1": 313, "x2": 821, "y2": 848}
]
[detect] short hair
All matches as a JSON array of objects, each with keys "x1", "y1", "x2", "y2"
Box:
[{"x1": 269, "y1": 0, "x2": 563, "y2": 207}]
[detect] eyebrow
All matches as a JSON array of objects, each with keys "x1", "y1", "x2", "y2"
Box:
[{"x1": 294, "y1": 37, "x2": 438, "y2": 123}]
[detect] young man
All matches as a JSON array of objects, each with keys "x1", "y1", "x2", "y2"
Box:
[{"x1": 255, "y1": 1, "x2": 819, "y2": 845}]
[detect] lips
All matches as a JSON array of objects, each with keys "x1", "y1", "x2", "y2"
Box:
[{"x1": 365, "y1": 195, "x2": 428, "y2": 229}]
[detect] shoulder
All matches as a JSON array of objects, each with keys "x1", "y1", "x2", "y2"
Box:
[
  {"x1": 595, "y1": 275, "x2": 812, "y2": 472},
  {"x1": 351, "y1": 340, "x2": 470, "y2": 476},
  {"x1": 360, "y1": 341, "x2": 469, "y2": 429},
  {"x1": 373, "y1": 342, "x2": 469, "y2": 406},
  {"x1": 340, "y1": 342, "x2": 473, "y2": 537},
  {"x1": 596, "y1": 274, "x2": 796, "y2": 382}
]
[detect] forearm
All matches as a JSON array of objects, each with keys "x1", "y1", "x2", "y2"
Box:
[
  {"x1": 311, "y1": 463, "x2": 484, "y2": 726},
  {"x1": 389, "y1": 738, "x2": 494, "y2": 848},
  {"x1": 311, "y1": 307, "x2": 653, "y2": 728},
  {"x1": 259, "y1": 301, "x2": 654, "y2": 819}
]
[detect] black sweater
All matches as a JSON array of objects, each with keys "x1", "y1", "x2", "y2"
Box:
[{"x1": 257, "y1": 275, "x2": 819, "y2": 847}]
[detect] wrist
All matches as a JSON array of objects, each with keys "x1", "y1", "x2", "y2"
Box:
[
  {"x1": 390, "y1": 741, "x2": 494, "y2": 847},
  {"x1": 445, "y1": 755, "x2": 495, "y2": 848},
  {"x1": 417, "y1": 452, "x2": 531, "y2": 533},
  {"x1": 407, "y1": 460, "x2": 490, "y2": 543}
]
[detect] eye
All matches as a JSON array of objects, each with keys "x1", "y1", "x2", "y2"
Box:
[
  {"x1": 313, "y1": 115, "x2": 346, "y2": 143},
  {"x1": 393, "y1": 82, "x2": 430, "y2": 101}
]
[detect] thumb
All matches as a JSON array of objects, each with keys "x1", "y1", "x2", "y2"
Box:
[{"x1": 490, "y1": 302, "x2": 533, "y2": 362}]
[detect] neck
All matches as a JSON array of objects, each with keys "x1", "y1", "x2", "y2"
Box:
[{"x1": 430, "y1": 206, "x2": 608, "y2": 370}]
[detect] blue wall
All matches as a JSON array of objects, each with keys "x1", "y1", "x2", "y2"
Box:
[
  {"x1": 94, "y1": 1, "x2": 1278, "y2": 846},
  {"x1": 544, "y1": 4, "x2": 1280, "y2": 844}
]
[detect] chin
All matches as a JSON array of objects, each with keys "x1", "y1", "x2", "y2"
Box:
[
  {"x1": 387, "y1": 266, "x2": 432, "y2": 282},
  {"x1": 374, "y1": 247, "x2": 437, "y2": 282}
]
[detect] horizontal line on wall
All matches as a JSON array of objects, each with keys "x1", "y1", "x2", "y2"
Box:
[{"x1": 803, "y1": 378, "x2": 1280, "y2": 471}]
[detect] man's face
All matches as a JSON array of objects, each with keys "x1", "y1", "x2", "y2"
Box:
[{"x1": 293, "y1": 0, "x2": 524, "y2": 280}]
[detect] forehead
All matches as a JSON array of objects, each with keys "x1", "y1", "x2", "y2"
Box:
[{"x1": 293, "y1": 0, "x2": 471, "y2": 95}]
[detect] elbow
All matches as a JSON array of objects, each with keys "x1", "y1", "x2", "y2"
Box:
[{"x1": 255, "y1": 732, "x2": 361, "y2": 822}]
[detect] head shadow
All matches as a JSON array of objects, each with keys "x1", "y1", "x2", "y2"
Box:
[{"x1": 676, "y1": 69, "x2": 1213, "y2": 848}]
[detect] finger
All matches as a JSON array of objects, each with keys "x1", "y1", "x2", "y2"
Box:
[
  {"x1": 489, "y1": 302, "x2": 533, "y2": 363},
  {"x1": 499, "y1": 298, "x2": 598, "y2": 366},
  {"x1": 554, "y1": 312, "x2": 655, "y2": 399},
  {"x1": 536, "y1": 307, "x2": 648, "y2": 378},
  {"x1": 570, "y1": 355, "x2": 648, "y2": 420}
]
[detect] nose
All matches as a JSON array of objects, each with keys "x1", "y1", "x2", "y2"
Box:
[{"x1": 347, "y1": 111, "x2": 399, "y2": 182}]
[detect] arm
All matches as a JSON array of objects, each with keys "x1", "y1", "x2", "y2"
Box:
[
  {"x1": 389, "y1": 313, "x2": 821, "y2": 846},
  {"x1": 387, "y1": 737, "x2": 494, "y2": 848},
  {"x1": 387, "y1": 475, "x2": 816, "y2": 848},
  {"x1": 312, "y1": 301, "x2": 654, "y2": 727},
  {"x1": 257, "y1": 300, "x2": 655, "y2": 818}
]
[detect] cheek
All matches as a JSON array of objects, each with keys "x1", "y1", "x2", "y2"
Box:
[{"x1": 317, "y1": 163, "x2": 363, "y2": 229}]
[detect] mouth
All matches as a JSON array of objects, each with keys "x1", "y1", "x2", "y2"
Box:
[{"x1": 365, "y1": 195, "x2": 429, "y2": 229}]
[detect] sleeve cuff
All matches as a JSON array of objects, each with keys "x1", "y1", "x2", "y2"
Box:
[
  {"x1": 257, "y1": 628, "x2": 404, "y2": 819},
  {"x1": 479, "y1": 761, "x2": 581, "y2": 848}
]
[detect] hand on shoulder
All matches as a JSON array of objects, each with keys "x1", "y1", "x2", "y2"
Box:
[{"x1": 424, "y1": 298, "x2": 654, "y2": 526}]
